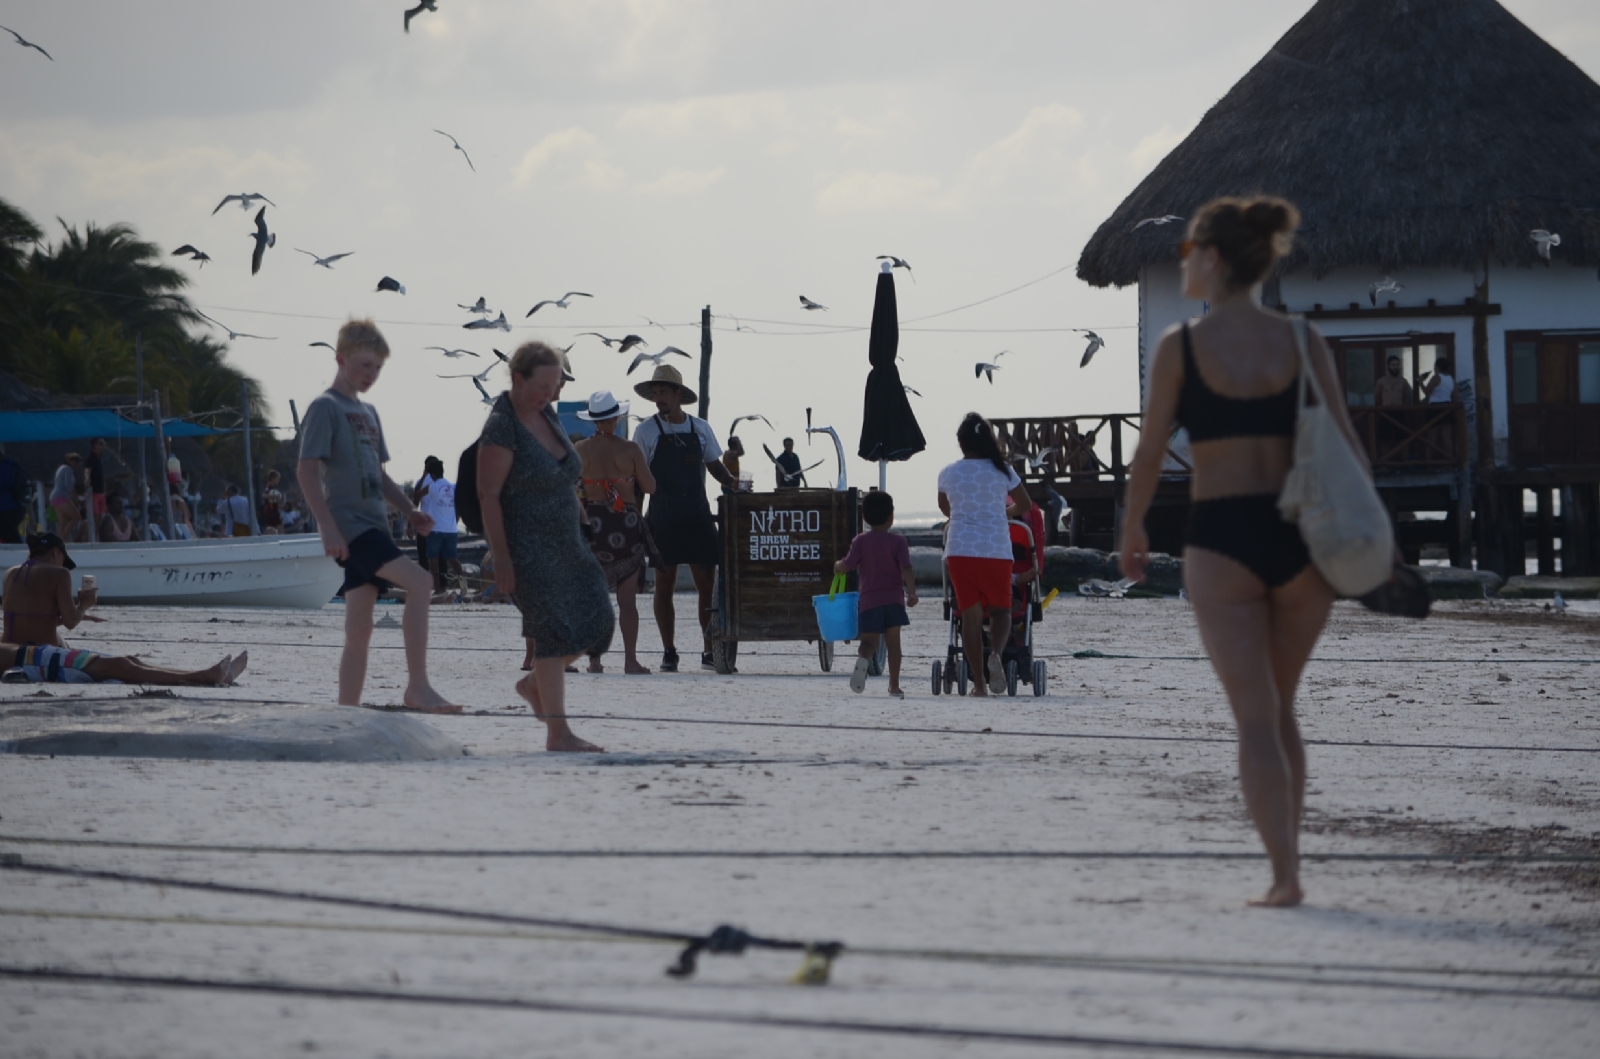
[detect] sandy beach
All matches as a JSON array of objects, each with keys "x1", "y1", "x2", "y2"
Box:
[{"x1": 2, "y1": 593, "x2": 1597, "y2": 1058}]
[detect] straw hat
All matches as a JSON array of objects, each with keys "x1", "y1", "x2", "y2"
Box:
[
  {"x1": 633, "y1": 364, "x2": 697, "y2": 404},
  {"x1": 575, "y1": 390, "x2": 629, "y2": 422}
]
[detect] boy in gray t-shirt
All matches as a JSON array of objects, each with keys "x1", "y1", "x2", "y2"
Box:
[{"x1": 296, "y1": 318, "x2": 460, "y2": 714}]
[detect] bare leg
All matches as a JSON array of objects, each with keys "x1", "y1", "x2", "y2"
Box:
[
  {"x1": 1187, "y1": 548, "x2": 1330, "y2": 907},
  {"x1": 855, "y1": 632, "x2": 881, "y2": 659},
  {"x1": 374, "y1": 556, "x2": 461, "y2": 713},
  {"x1": 533, "y1": 654, "x2": 603, "y2": 752},
  {"x1": 690, "y1": 564, "x2": 717, "y2": 654},
  {"x1": 587, "y1": 652, "x2": 604, "y2": 673},
  {"x1": 339, "y1": 585, "x2": 377, "y2": 705},
  {"x1": 653, "y1": 564, "x2": 678, "y2": 656},
  {"x1": 986, "y1": 605, "x2": 1012, "y2": 690},
  {"x1": 521, "y1": 638, "x2": 534, "y2": 671},
  {"x1": 617, "y1": 570, "x2": 650, "y2": 674},
  {"x1": 885, "y1": 625, "x2": 903, "y2": 693},
  {"x1": 88, "y1": 654, "x2": 235, "y2": 687},
  {"x1": 959, "y1": 603, "x2": 987, "y2": 697}
]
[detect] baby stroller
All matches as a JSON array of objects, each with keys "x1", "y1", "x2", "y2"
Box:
[{"x1": 932, "y1": 519, "x2": 1047, "y2": 697}]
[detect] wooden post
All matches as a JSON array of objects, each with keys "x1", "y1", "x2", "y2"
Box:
[
  {"x1": 1564, "y1": 485, "x2": 1598, "y2": 576},
  {"x1": 1536, "y1": 487, "x2": 1554, "y2": 575},
  {"x1": 135, "y1": 333, "x2": 148, "y2": 536},
  {"x1": 1454, "y1": 473, "x2": 1473, "y2": 569},
  {"x1": 1469, "y1": 260, "x2": 1503, "y2": 575},
  {"x1": 698, "y1": 305, "x2": 712, "y2": 425},
  {"x1": 241, "y1": 379, "x2": 257, "y2": 534},
  {"x1": 150, "y1": 391, "x2": 176, "y2": 540}
]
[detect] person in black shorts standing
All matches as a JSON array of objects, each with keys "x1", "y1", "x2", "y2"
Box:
[{"x1": 630, "y1": 365, "x2": 737, "y2": 671}]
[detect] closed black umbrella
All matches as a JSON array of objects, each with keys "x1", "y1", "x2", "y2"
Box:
[{"x1": 857, "y1": 267, "x2": 925, "y2": 480}]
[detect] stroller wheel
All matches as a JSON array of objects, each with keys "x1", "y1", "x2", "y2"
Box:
[
  {"x1": 956, "y1": 659, "x2": 969, "y2": 697},
  {"x1": 1032, "y1": 660, "x2": 1047, "y2": 697},
  {"x1": 931, "y1": 661, "x2": 942, "y2": 696},
  {"x1": 1006, "y1": 660, "x2": 1019, "y2": 697},
  {"x1": 818, "y1": 641, "x2": 835, "y2": 672},
  {"x1": 867, "y1": 638, "x2": 887, "y2": 677}
]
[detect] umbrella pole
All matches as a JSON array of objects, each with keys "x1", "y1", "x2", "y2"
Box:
[{"x1": 878, "y1": 459, "x2": 886, "y2": 492}]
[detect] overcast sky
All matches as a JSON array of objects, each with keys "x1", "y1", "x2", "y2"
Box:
[{"x1": 4, "y1": 1, "x2": 1597, "y2": 513}]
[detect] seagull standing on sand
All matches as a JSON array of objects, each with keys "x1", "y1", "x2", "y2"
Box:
[
  {"x1": 376, "y1": 276, "x2": 406, "y2": 294},
  {"x1": 197, "y1": 311, "x2": 276, "y2": 342},
  {"x1": 212, "y1": 193, "x2": 275, "y2": 215},
  {"x1": 525, "y1": 291, "x2": 592, "y2": 316},
  {"x1": 1368, "y1": 276, "x2": 1404, "y2": 306},
  {"x1": 404, "y1": 0, "x2": 438, "y2": 33},
  {"x1": 1075, "y1": 329, "x2": 1105, "y2": 368},
  {"x1": 1, "y1": 25, "x2": 52, "y2": 60},
  {"x1": 433, "y1": 129, "x2": 474, "y2": 172},
  {"x1": 975, "y1": 351, "x2": 1009, "y2": 384},
  {"x1": 627, "y1": 346, "x2": 691, "y2": 375},
  {"x1": 876, "y1": 256, "x2": 915, "y2": 282},
  {"x1": 296, "y1": 249, "x2": 353, "y2": 269},
  {"x1": 464, "y1": 312, "x2": 510, "y2": 332},
  {"x1": 426, "y1": 347, "x2": 479, "y2": 359},
  {"x1": 171, "y1": 245, "x2": 212, "y2": 268},
  {"x1": 799, "y1": 295, "x2": 828, "y2": 311},
  {"x1": 1553, "y1": 591, "x2": 1568, "y2": 612},
  {"x1": 1530, "y1": 229, "x2": 1561, "y2": 264},
  {"x1": 459, "y1": 297, "x2": 491, "y2": 315},
  {"x1": 1133, "y1": 215, "x2": 1185, "y2": 229},
  {"x1": 247, "y1": 207, "x2": 275, "y2": 275}
]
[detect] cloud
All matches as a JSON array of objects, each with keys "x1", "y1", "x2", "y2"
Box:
[
  {"x1": 513, "y1": 128, "x2": 603, "y2": 185},
  {"x1": 965, "y1": 103, "x2": 1085, "y2": 186},
  {"x1": 1128, "y1": 124, "x2": 1184, "y2": 176},
  {"x1": 815, "y1": 170, "x2": 946, "y2": 215},
  {"x1": 834, "y1": 116, "x2": 882, "y2": 139},
  {"x1": 637, "y1": 167, "x2": 728, "y2": 197},
  {"x1": 617, "y1": 92, "x2": 786, "y2": 135}
]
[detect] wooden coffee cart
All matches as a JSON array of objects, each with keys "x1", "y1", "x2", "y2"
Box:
[{"x1": 706, "y1": 488, "x2": 863, "y2": 674}]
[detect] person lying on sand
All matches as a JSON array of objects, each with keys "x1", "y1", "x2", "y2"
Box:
[{"x1": 0, "y1": 641, "x2": 247, "y2": 687}]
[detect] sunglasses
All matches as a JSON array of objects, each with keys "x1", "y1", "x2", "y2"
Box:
[{"x1": 1179, "y1": 240, "x2": 1197, "y2": 260}]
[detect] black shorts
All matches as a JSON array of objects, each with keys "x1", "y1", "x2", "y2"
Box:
[
  {"x1": 859, "y1": 604, "x2": 910, "y2": 634},
  {"x1": 338, "y1": 528, "x2": 405, "y2": 595}
]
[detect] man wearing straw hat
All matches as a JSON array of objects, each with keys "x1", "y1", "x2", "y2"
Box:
[{"x1": 632, "y1": 365, "x2": 737, "y2": 672}]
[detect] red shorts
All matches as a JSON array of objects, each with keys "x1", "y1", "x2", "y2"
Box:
[
  {"x1": 946, "y1": 556, "x2": 1012, "y2": 611},
  {"x1": 91, "y1": 493, "x2": 107, "y2": 518}
]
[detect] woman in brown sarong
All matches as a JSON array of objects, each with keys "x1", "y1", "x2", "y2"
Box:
[{"x1": 574, "y1": 391, "x2": 657, "y2": 674}]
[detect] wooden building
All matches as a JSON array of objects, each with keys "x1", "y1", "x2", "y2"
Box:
[{"x1": 1016, "y1": 0, "x2": 1600, "y2": 576}]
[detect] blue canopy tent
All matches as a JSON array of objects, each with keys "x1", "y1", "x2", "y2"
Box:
[{"x1": 0, "y1": 409, "x2": 229, "y2": 442}]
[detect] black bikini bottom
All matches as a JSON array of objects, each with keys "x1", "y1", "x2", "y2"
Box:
[{"x1": 1185, "y1": 494, "x2": 1311, "y2": 589}]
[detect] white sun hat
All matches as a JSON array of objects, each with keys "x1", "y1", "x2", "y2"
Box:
[{"x1": 575, "y1": 390, "x2": 629, "y2": 422}]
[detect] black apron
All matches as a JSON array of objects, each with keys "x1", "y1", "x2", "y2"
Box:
[{"x1": 645, "y1": 414, "x2": 721, "y2": 567}]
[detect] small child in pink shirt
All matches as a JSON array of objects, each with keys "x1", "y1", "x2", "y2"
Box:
[{"x1": 834, "y1": 490, "x2": 919, "y2": 697}]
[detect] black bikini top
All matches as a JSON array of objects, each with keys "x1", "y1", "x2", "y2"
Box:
[{"x1": 1174, "y1": 323, "x2": 1297, "y2": 442}]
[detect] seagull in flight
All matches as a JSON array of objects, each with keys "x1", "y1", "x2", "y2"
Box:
[
  {"x1": 798, "y1": 295, "x2": 828, "y2": 311},
  {"x1": 728, "y1": 414, "x2": 773, "y2": 437},
  {"x1": 579, "y1": 332, "x2": 646, "y2": 354},
  {"x1": 376, "y1": 276, "x2": 406, "y2": 295},
  {"x1": 434, "y1": 129, "x2": 474, "y2": 172},
  {"x1": 439, "y1": 362, "x2": 497, "y2": 382},
  {"x1": 1075, "y1": 329, "x2": 1105, "y2": 368},
  {"x1": 1530, "y1": 229, "x2": 1561, "y2": 264},
  {"x1": 1368, "y1": 276, "x2": 1403, "y2": 306},
  {"x1": 212, "y1": 192, "x2": 275, "y2": 215},
  {"x1": 1, "y1": 25, "x2": 52, "y2": 60},
  {"x1": 876, "y1": 256, "x2": 915, "y2": 282},
  {"x1": 1133, "y1": 215, "x2": 1185, "y2": 230},
  {"x1": 404, "y1": 0, "x2": 438, "y2": 33},
  {"x1": 426, "y1": 347, "x2": 480, "y2": 359},
  {"x1": 640, "y1": 316, "x2": 668, "y2": 331},
  {"x1": 526, "y1": 291, "x2": 592, "y2": 316},
  {"x1": 1018, "y1": 447, "x2": 1057, "y2": 472},
  {"x1": 903, "y1": 384, "x2": 922, "y2": 398},
  {"x1": 247, "y1": 207, "x2": 275, "y2": 275},
  {"x1": 627, "y1": 346, "x2": 691, "y2": 375},
  {"x1": 197, "y1": 311, "x2": 276, "y2": 342},
  {"x1": 975, "y1": 351, "x2": 1009, "y2": 384},
  {"x1": 171, "y1": 244, "x2": 212, "y2": 268},
  {"x1": 472, "y1": 377, "x2": 495, "y2": 405},
  {"x1": 493, "y1": 349, "x2": 509, "y2": 363},
  {"x1": 459, "y1": 296, "x2": 491, "y2": 315},
  {"x1": 296, "y1": 249, "x2": 354, "y2": 269},
  {"x1": 464, "y1": 311, "x2": 510, "y2": 331},
  {"x1": 309, "y1": 342, "x2": 334, "y2": 350}
]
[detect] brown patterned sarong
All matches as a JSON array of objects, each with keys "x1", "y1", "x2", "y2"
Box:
[{"x1": 584, "y1": 501, "x2": 655, "y2": 588}]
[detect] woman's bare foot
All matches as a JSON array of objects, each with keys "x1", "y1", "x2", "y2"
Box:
[
  {"x1": 623, "y1": 659, "x2": 652, "y2": 675},
  {"x1": 403, "y1": 684, "x2": 464, "y2": 714},
  {"x1": 547, "y1": 730, "x2": 605, "y2": 753},
  {"x1": 1249, "y1": 880, "x2": 1304, "y2": 908},
  {"x1": 206, "y1": 655, "x2": 232, "y2": 686},
  {"x1": 587, "y1": 656, "x2": 604, "y2": 674},
  {"x1": 226, "y1": 651, "x2": 249, "y2": 685},
  {"x1": 516, "y1": 673, "x2": 544, "y2": 719}
]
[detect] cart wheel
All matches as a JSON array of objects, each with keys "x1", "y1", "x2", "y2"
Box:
[
  {"x1": 1032, "y1": 660, "x2": 1047, "y2": 697},
  {"x1": 956, "y1": 659, "x2": 969, "y2": 697},
  {"x1": 711, "y1": 639, "x2": 738, "y2": 675},
  {"x1": 1006, "y1": 660, "x2": 1019, "y2": 697},
  {"x1": 931, "y1": 661, "x2": 942, "y2": 696},
  {"x1": 867, "y1": 637, "x2": 887, "y2": 676},
  {"x1": 818, "y1": 640, "x2": 834, "y2": 672}
]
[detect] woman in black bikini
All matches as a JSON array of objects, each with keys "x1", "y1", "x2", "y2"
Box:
[{"x1": 1120, "y1": 196, "x2": 1366, "y2": 908}]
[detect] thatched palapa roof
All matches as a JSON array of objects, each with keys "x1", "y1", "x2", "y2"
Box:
[{"x1": 1077, "y1": 0, "x2": 1600, "y2": 287}]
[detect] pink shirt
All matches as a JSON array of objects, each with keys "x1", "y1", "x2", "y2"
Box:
[{"x1": 838, "y1": 530, "x2": 912, "y2": 612}]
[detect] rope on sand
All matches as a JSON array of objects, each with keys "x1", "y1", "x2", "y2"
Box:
[
  {"x1": 0, "y1": 965, "x2": 1543, "y2": 1058},
  {"x1": 6, "y1": 835, "x2": 1597, "y2": 864},
  {"x1": 2, "y1": 908, "x2": 1594, "y2": 1002},
  {"x1": 0, "y1": 860, "x2": 838, "y2": 985}
]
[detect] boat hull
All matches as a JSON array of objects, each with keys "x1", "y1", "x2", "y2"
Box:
[{"x1": 0, "y1": 536, "x2": 344, "y2": 609}]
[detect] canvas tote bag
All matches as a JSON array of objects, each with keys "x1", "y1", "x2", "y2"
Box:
[{"x1": 1277, "y1": 317, "x2": 1394, "y2": 596}]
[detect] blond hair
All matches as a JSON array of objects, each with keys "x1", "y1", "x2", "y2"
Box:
[
  {"x1": 335, "y1": 318, "x2": 390, "y2": 360},
  {"x1": 508, "y1": 341, "x2": 562, "y2": 377}
]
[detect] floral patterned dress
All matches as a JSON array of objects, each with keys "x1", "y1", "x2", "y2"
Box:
[{"x1": 480, "y1": 393, "x2": 614, "y2": 658}]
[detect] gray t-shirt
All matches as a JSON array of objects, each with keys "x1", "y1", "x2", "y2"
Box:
[{"x1": 298, "y1": 388, "x2": 391, "y2": 541}]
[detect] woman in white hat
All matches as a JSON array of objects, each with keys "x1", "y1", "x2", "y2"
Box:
[{"x1": 574, "y1": 391, "x2": 657, "y2": 674}]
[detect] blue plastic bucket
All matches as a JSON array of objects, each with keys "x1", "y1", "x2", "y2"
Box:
[{"x1": 812, "y1": 573, "x2": 859, "y2": 642}]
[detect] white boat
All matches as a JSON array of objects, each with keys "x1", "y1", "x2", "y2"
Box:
[{"x1": 0, "y1": 535, "x2": 344, "y2": 609}]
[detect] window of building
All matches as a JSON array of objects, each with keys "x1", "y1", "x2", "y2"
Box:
[
  {"x1": 1505, "y1": 331, "x2": 1600, "y2": 466},
  {"x1": 1328, "y1": 334, "x2": 1454, "y2": 406}
]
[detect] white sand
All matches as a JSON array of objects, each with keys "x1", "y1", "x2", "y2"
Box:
[{"x1": 2, "y1": 594, "x2": 1597, "y2": 1057}]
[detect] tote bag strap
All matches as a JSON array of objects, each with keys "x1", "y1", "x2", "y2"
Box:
[{"x1": 1290, "y1": 315, "x2": 1323, "y2": 411}]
